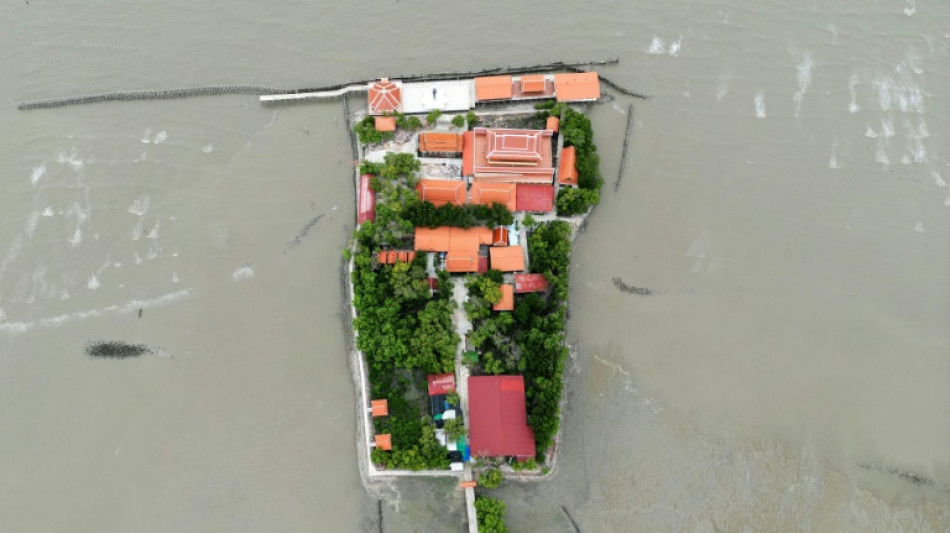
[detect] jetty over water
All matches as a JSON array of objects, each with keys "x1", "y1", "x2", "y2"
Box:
[{"x1": 258, "y1": 84, "x2": 365, "y2": 103}]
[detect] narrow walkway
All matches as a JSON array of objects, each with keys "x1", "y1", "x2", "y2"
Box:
[
  {"x1": 450, "y1": 277, "x2": 479, "y2": 532},
  {"x1": 259, "y1": 84, "x2": 365, "y2": 103}
]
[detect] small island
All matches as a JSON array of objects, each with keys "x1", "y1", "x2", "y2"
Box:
[{"x1": 344, "y1": 72, "x2": 605, "y2": 532}]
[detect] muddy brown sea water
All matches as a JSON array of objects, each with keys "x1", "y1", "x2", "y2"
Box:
[{"x1": 1, "y1": 1, "x2": 948, "y2": 531}]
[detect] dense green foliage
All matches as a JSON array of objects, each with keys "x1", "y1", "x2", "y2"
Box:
[
  {"x1": 466, "y1": 272, "x2": 519, "y2": 376},
  {"x1": 426, "y1": 109, "x2": 442, "y2": 124},
  {"x1": 351, "y1": 151, "x2": 460, "y2": 469},
  {"x1": 515, "y1": 221, "x2": 573, "y2": 453},
  {"x1": 466, "y1": 110, "x2": 481, "y2": 127},
  {"x1": 405, "y1": 200, "x2": 513, "y2": 229},
  {"x1": 451, "y1": 114, "x2": 466, "y2": 128},
  {"x1": 475, "y1": 496, "x2": 509, "y2": 533},
  {"x1": 354, "y1": 115, "x2": 394, "y2": 145},
  {"x1": 393, "y1": 112, "x2": 423, "y2": 131},
  {"x1": 561, "y1": 108, "x2": 603, "y2": 191},
  {"x1": 534, "y1": 100, "x2": 567, "y2": 121},
  {"x1": 478, "y1": 467, "x2": 503, "y2": 489},
  {"x1": 556, "y1": 187, "x2": 600, "y2": 216},
  {"x1": 359, "y1": 161, "x2": 384, "y2": 176},
  {"x1": 443, "y1": 417, "x2": 467, "y2": 441}
]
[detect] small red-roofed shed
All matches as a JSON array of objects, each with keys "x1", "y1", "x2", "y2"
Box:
[
  {"x1": 428, "y1": 373, "x2": 456, "y2": 396},
  {"x1": 514, "y1": 273, "x2": 549, "y2": 293},
  {"x1": 358, "y1": 174, "x2": 376, "y2": 225}
]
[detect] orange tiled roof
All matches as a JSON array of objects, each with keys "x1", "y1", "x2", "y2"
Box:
[
  {"x1": 375, "y1": 115, "x2": 396, "y2": 132},
  {"x1": 371, "y1": 399, "x2": 389, "y2": 417},
  {"x1": 546, "y1": 116, "x2": 559, "y2": 132},
  {"x1": 489, "y1": 245, "x2": 525, "y2": 272},
  {"x1": 418, "y1": 132, "x2": 463, "y2": 153},
  {"x1": 414, "y1": 226, "x2": 491, "y2": 253},
  {"x1": 446, "y1": 250, "x2": 479, "y2": 273},
  {"x1": 368, "y1": 79, "x2": 401, "y2": 114},
  {"x1": 469, "y1": 182, "x2": 517, "y2": 212},
  {"x1": 553, "y1": 72, "x2": 601, "y2": 102},
  {"x1": 377, "y1": 250, "x2": 417, "y2": 264},
  {"x1": 414, "y1": 227, "x2": 452, "y2": 251},
  {"x1": 558, "y1": 146, "x2": 578, "y2": 186},
  {"x1": 520, "y1": 75, "x2": 546, "y2": 94},
  {"x1": 492, "y1": 284, "x2": 515, "y2": 311},
  {"x1": 470, "y1": 128, "x2": 555, "y2": 183},
  {"x1": 375, "y1": 433, "x2": 392, "y2": 450},
  {"x1": 416, "y1": 179, "x2": 465, "y2": 207},
  {"x1": 475, "y1": 75, "x2": 513, "y2": 101}
]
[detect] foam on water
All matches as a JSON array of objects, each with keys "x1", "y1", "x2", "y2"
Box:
[
  {"x1": 829, "y1": 139, "x2": 840, "y2": 169},
  {"x1": 133, "y1": 251, "x2": 143, "y2": 265},
  {"x1": 153, "y1": 130, "x2": 167, "y2": 144},
  {"x1": 30, "y1": 163, "x2": 46, "y2": 185},
  {"x1": 41, "y1": 206, "x2": 55, "y2": 217},
  {"x1": 130, "y1": 219, "x2": 144, "y2": 241},
  {"x1": 69, "y1": 227, "x2": 82, "y2": 246},
  {"x1": 848, "y1": 71, "x2": 860, "y2": 113},
  {"x1": 933, "y1": 171, "x2": 946, "y2": 187},
  {"x1": 716, "y1": 71, "x2": 731, "y2": 103},
  {"x1": 865, "y1": 126, "x2": 878, "y2": 138},
  {"x1": 147, "y1": 221, "x2": 160, "y2": 239},
  {"x1": 904, "y1": 0, "x2": 916, "y2": 16},
  {"x1": 87, "y1": 274, "x2": 100, "y2": 290},
  {"x1": 26, "y1": 211, "x2": 39, "y2": 238},
  {"x1": 0, "y1": 289, "x2": 192, "y2": 335},
  {"x1": 668, "y1": 36, "x2": 682, "y2": 57},
  {"x1": 202, "y1": 144, "x2": 214, "y2": 153},
  {"x1": 230, "y1": 262, "x2": 254, "y2": 282},
  {"x1": 792, "y1": 49, "x2": 813, "y2": 117},
  {"x1": 146, "y1": 241, "x2": 160, "y2": 260},
  {"x1": 881, "y1": 119, "x2": 894, "y2": 138},
  {"x1": 140, "y1": 129, "x2": 151, "y2": 143},
  {"x1": 914, "y1": 221, "x2": 924, "y2": 232},
  {"x1": 648, "y1": 36, "x2": 665, "y2": 54},
  {"x1": 754, "y1": 91, "x2": 767, "y2": 118},
  {"x1": 171, "y1": 272, "x2": 180, "y2": 283},
  {"x1": 128, "y1": 194, "x2": 150, "y2": 216}
]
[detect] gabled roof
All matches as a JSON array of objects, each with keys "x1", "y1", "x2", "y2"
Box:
[
  {"x1": 486, "y1": 129, "x2": 546, "y2": 163},
  {"x1": 446, "y1": 250, "x2": 479, "y2": 273},
  {"x1": 368, "y1": 79, "x2": 402, "y2": 114},
  {"x1": 553, "y1": 72, "x2": 601, "y2": 102},
  {"x1": 474, "y1": 75, "x2": 513, "y2": 101},
  {"x1": 377, "y1": 250, "x2": 417, "y2": 264},
  {"x1": 418, "y1": 132, "x2": 463, "y2": 153},
  {"x1": 515, "y1": 184, "x2": 554, "y2": 213},
  {"x1": 558, "y1": 146, "x2": 578, "y2": 186},
  {"x1": 416, "y1": 179, "x2": 465, "y2": 207},
  {"x1": 414, "y1": 227, "x2": 452, "y2": 251},
  {"x1": 358, "y1": 174, "x2": 376, "y2": 225},
  {"x1": 470, "y1": 128, "x2": 555, "y2": 183},
  {"x1": 374, "y1": 115, "x2": 396, "y2": 132},
  {"x1": 492, "y1": 284, "x2": 515, "y2": 311},
  {"x1": 546, "y1": 116, "x2": 559, "y2": 132},
  {"x1": 468, "y1": 376, "x2": 535, "y2": 459},
  {"x1": 469, "y1": 182, "x2": 517, "y2": 212},
  {"x1": 489, "y1": 245, "x2": 525, "y2": 272},
  {"x1": 520, "y1": 75, "x2": 546, "y2": 93}
]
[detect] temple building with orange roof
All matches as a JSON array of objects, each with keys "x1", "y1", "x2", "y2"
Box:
[
  {"x1": 367, "y1": 79, "x2": 402, "y2": 115},
  {"x1": 464, "y1": 127, "x2": 555, "y2": 183},
  {"x1": 469, "y1": 182, "x2": 517, "y2": 212}
]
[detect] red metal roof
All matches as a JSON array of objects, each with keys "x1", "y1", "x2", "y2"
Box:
[
  {"x1": 358, "y1": 174, "x2": 376, "y2": 225},
  {"x1": 514, "y1": 273, "x2": 549, "y2": 293},
  {"x1": 427, "y1": 373, "x2": 456, "y2": 396},
  {"x1": 515, "y1": 184, "x2": 555, "y2": 212},
  {"x1": 468, "y1": 376, "x2": 535, "y2": 459},
  {"x1": 368, "y1": 80, "x2": 401, "y2": 114}
]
